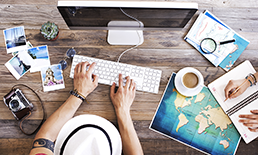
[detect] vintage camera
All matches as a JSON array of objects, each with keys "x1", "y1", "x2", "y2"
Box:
[{"x1": 3, "y1": 89, "x2": 33, "y2": 120}]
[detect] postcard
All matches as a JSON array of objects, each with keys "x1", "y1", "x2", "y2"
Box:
[
  {"x1": 41, "y1": 64, "x2": 65, "y2": 92},
  {"x1": 27, "y1": 45, "x2": 51, "y2": 73},
  {"x1": 5, "y1": 50, "x2": 35, "y2": 80},
  {"x1": 3, "y1": 26, "x2": 27, "y2": 53},
  {"x1": 12, "y1": 41, "x2": 33, "y2": 56}
]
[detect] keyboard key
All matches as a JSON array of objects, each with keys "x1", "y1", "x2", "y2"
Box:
[
  {"x1": 143, "y1": 87, "x2": 149, "y2": 91},
  {"x1": 70, "y1": 55, "x2": 162, "y2": 94},
  {"x1": 99, "y1": 79, "x2": 111, "y2": 85}
]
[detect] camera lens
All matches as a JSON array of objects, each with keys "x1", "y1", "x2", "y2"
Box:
[{"x1": 10, "y1": 100, "x2": 20, "y2": 111}]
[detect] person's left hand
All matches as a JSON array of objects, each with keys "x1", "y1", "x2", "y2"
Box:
[
  {"x1": 239, "y1": 110, "x2": 258, "y2": 132},
  {"x1": 73, "y1": 61, "x2": 98, "y2": 97}
]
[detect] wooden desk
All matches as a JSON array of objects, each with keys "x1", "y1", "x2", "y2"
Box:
[{"x1": 1, "y1": 0, "x2": 258, "y2": 154}]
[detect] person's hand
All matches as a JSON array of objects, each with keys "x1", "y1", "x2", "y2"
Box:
[
  {"x1": 110, "y1": 74, "x2": 136, "y2": 114},
  {"x1": 239, "y1": 110, "x2": 258, "y2": 132},
  {"x1": 224, "y1": 79, "x2": 249, "y2": 99},
  {"x1": 73, "y1": 62, "x2": 98, "y2": 97}
]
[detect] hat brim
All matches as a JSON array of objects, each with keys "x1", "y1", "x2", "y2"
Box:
[{"x1": 54, "y1": 114, "x2": 122, "y2": 155}]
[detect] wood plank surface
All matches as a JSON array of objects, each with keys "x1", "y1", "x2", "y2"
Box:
[
  {"x1": 1, "y1": 0, "x2": 258, "y2": 154},
  {"x1": 1, "y1": 121, "x2": 258, "y2": 155},
  {"x1": 0, "y1": 30, "x2": 258, "y2": 49},
  {"x1": 1, "y1": 138, "x2": 258, "y2": 155}
]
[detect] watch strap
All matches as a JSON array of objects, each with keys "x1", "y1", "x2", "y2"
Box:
[{"x1": 70, "y1": 89, "x2": 85, "y2": 102}]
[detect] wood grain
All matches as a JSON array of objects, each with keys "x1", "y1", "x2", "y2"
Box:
[
  {"x1": 0, "y1": 138, "x2": 257, "y2": 155},
  {"x1": 1, "y1": 122, "x2": 258, "y2": 155},
  {"x1": 1, "y1": 30, "x2": 258, "y2": 49},
  {"x1": 1, "y1": 0, "x2": 258, "y2": 8},
  {"x1": 1, "y1": 0, "x2": 258, "y2": 154}
]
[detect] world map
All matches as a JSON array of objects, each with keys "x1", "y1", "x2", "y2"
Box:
[{"x1": 150, "y1": 73, "x2": 241, "y2": 155}]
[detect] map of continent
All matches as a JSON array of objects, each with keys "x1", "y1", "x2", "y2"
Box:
[{"x1": 150, "y1": 73, "x2": 240, "y2": 155}]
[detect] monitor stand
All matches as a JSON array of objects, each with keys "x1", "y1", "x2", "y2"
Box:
[{"x1": 107, "y1": 21, "x2": 144, "y2": 45}]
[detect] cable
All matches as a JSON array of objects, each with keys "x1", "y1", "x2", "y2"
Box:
[
  {"x1": 116, "y1": 8, "x2": 143, "y2": 63},
  {"x1": 19, "y1": 111, "x2": 32, "y2": 134},
  {"x1": 116, "y1": 44, "x2": 141, "y2": 63},
  {"x1": 119, "y1": 8, "x2": 142, "y2": 24},
  {"x1": 12, "y1": 84, "x2": 46, "y2": 135}
]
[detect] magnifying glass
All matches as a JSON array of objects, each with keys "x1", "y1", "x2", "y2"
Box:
[{"x1": 200, "y1": 38, "x2": 235, "y2": 54}]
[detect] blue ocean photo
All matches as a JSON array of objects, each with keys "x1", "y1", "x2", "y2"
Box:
[
  {"x1": 9, "y1": 55, "x2": 30, "y2": 76},
  {"x1": 28, "y1": 45, "x2": 49, "y2": 60},
  {"x1": 28, "y1": 45, "x2": 51, "y2": 72}
]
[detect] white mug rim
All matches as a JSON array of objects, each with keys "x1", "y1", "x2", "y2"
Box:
[{"x1": 180, "y1": 68, "x2": 204, "y2": 91}]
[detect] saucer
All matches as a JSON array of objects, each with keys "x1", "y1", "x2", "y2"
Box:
[{"x1": 175, "y1": 68, "x2": 204, "y2": 97}]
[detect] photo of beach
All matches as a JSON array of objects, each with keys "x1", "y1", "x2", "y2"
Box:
[
  {"x1": 27, "y1": 45, "x2": 51, "y2": 72},
  {"x1": 4, "y1": 51, "x2": 33, "y2": 80}
]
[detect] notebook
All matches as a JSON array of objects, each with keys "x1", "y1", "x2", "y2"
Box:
[{"x1": 208, "y1": 60, "x2": 258, "y2": 143}]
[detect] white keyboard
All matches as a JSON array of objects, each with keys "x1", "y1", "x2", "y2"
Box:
[{"x1": 70, "y1": 55, "x2": 162, "y2": 94}]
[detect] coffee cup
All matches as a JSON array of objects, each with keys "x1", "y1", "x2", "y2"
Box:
[
  {"x1": 180, "y1": 67, "x2": 203, "y2": 90},
  {"x1": 175, "y1": 67, "x2": 204, "y2": 96}
]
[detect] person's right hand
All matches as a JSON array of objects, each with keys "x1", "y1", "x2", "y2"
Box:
[
  {"x1": 73, "y1": 61, "x2": 98, "y2": 97},
  {"x1": 110, "y1": 74, "x2": 136, "y2": 114},
  {"x1": 239, "y1": 110, "x2": 258, "y2": 132},
  {"x1": 224, "y1": 79, "x2": 249, "y2": 99}
]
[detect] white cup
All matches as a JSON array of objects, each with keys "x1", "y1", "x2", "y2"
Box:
[
  {"x1": 180, "y1": 67, "x2": 204, "y2": 90},
  {"x1": 175, "y1": 67, "x2": 204, "y2": 97}
]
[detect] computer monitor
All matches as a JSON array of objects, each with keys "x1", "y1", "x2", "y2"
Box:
[{"x1": 57, "y1": 1, "x2": 198, "y2": 45}]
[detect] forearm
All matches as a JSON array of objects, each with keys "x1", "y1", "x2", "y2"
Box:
[
  {"x1": 34, "y1": 95, "x2": 83, "y2": 141},
  {"x1": 253, "y1": 72, "x2": 258, "y2": 83},
  {"x1": 245, "y1": 72, "x2": 258, "y2": 87},
  {"x1": 116, "y1": 109, "x2": 143, "y2": 155}
]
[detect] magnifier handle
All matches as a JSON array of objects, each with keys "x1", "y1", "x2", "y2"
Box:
[{"x1": 220, "y1": 39, "x2": 235, "y2": 45}]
